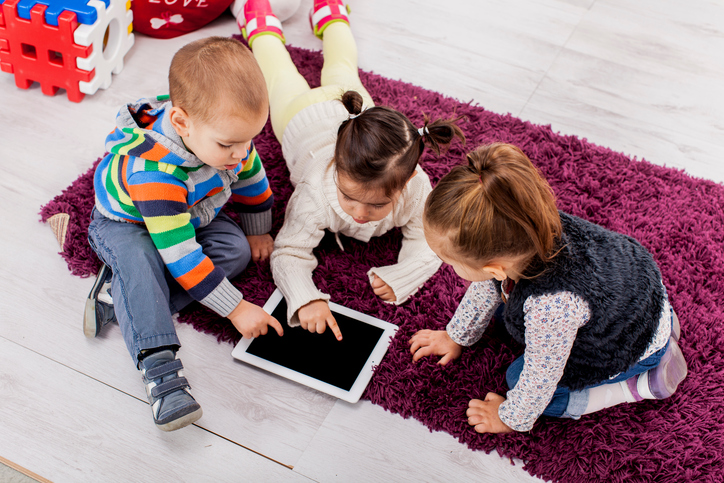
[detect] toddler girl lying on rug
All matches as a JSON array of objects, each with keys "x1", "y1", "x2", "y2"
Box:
[
  {"x1": 410, "y1": 143, "x2": 688, "y2": 433},
  {"x1": 239, "y1": 0, "x2": 464, "y2": 340}
]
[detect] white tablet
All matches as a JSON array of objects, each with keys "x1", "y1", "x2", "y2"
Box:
[{"x1": 231, "y1": 288, "x2": 398, "y2": 403}]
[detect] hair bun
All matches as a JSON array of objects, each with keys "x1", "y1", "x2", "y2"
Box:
[{"x1": 341, "y1": 90, "x2": 364, "y2": 116}]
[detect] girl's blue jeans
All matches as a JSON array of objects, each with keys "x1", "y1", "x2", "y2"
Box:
[
  {"x1": 88, "y1": 209, "x2": 251, "y2": 367},
  {"x1": 506, "y1": 342, "x2": 668, "y2": 418}
]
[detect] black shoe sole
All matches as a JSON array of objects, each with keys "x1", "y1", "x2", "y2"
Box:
[{"x1": 83, "y1": 264, "x2": 112, "y2": 338}]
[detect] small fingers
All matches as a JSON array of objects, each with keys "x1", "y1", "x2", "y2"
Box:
[
  {"x1": 468, "y1": 398, "x2": 486, "y2": 409},
  {"x1": 327, "y1": 315, "x2": 343, "y2": 341},
  {"x1": 411, "y1": 345, "x2": 434, "y2": 362},
  {"x1": 270, "y1": 316, "x2": 284, "y2": 337},
  {"x1": 409, "y1": 339, "x2": 421, "y2": 354},
  {"x1": 472, "y1": 422, "x2": 491, "y2": 434}
]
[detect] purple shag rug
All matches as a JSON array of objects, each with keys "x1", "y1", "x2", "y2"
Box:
[{"x1": 40, "y1": 43, "x2": 724, "y2": 483}]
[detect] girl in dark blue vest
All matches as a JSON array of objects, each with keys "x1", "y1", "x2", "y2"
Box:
[{"x1": 410, "y1": 143, "x2": 687, "y2": 433}]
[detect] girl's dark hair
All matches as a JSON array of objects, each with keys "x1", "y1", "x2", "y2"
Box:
[
  {"x1": 424, "y1": 143, "x2": 562, "y2": 273},
  {"x1": 334, "y1": 91, "x2": 465, "y2": 196}
]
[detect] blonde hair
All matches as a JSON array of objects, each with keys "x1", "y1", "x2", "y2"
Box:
[
  {"x1": 169, "y1": 36, "x2": 268, "y2": 123},
  {"x1": 424, "y1": 143, "x2": 562, "y2": 273}
]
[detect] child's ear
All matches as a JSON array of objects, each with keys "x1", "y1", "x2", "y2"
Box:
[
  {"x1": 169, "y1": 106, "x2": 191, "y2": 137},
  {"x1": 483, "y1": 263, "x2": 508, "y2": 281}
]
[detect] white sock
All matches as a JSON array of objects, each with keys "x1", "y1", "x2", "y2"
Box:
[{"x1": 582, "y1": 381, "x2": 637, "y2": 415}]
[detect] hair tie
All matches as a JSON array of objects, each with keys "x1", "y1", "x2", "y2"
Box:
[
  {"x1": 418, "y1": 126, "x2": 429, "y2": 137},
  {"x1": 348, "y1": 112, "x2": 361, "y2": 120}
]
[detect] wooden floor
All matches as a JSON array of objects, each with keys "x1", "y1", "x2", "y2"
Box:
[{"x1": 1, "y1": 0, "x2": 723, "y2": 481}]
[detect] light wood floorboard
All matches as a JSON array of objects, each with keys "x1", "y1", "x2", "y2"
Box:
[{"x1": 1, "y1": 0, "x2": 723, "y2": 482}]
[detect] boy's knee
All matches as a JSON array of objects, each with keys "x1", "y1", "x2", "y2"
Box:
[{"x1": 224, "y1": 235, "x2": 252, "y2": 279}]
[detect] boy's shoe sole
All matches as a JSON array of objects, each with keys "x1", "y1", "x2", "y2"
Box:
[
  {"x1": 83, "y1": 264, "x2": 113, "y2": 338},
  {"x1": 156, "y1": 406, "x2": 203, "y2": 432}
]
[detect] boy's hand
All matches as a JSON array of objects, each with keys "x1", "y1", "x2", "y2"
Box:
[
  {"x1": 297, "y1": 300, "x2": 343, "y2": 341},
  {"x1": 409, "y1": 329, "x2": 462, "y2": 365},
  {"x1": 228, "y1": 299, "x2": 284, "y2": 339},
  {"x1": 466, "y1": 393, "x2": 515, "y2": 434},
  {"x1": 247, "y1": 234, "x2": 274, "y2": 262},
  {"x1": 371, "y1": 274, "x2": 397, "y2": 302}
]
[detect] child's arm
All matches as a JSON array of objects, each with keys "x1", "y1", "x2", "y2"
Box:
[
  {"x1": 230, "y1": 141, "x2": 274, "y2": 258},
  {"x1": 410, "y1": 280, "x2": 502, "y2": 364},
  {"x1": 127, "y1": 169, "x2": 245, "y2": 318},
  {"x1": 368, "y1": 171, "x2": 441, "y2": 303},
  {"x1": 270, "y1": 186, "x2": 333, "y2": 327},
  {"x1": 495, "y1": 292, "x2": 588, "y2": 432}
]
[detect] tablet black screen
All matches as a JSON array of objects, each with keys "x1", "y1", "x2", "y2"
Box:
[{"x1": 245, "y1": 298, "x2": 386, "y2": 391}]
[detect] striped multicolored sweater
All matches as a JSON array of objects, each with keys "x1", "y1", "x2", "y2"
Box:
[{"x1": 94, "y1": 96, "x2": 273, "y2": 316}]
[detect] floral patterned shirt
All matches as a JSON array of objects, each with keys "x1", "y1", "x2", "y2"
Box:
[{"x1": 447, "y1": 279, "x2": 671, "y2": 431}]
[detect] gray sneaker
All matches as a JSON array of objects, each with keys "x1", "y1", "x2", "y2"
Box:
[
  {"x1": 83, "y1": 263, "x2": 116, "y2": 338},
  {"x1": 139, "y1": 350, "x2": 203, "y2": 431}
]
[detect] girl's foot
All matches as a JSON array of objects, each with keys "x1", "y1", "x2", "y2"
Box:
[
  {"x1": 626, "y1": 336, "x2": 688, "y2": 400},
  {"x1": 309, "y1": 0, "x2": 350, "y2": 39},
  {"x1": 238, "y1": 0, "x2": 285, "y2": 47}
]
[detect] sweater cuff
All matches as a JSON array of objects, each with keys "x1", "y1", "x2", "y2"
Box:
[
  {"x1": 200, "y1": 278, "x2": 244, "y2": 317},
  {"x1": 367, "y1": 257, "x2": 442, "y2": 305},
  {"x1": 238, "y1": 209, "x2": 272, "y2": 236}
]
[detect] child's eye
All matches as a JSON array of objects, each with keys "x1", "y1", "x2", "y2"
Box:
[
  {"x1": 218, "y1": 143, "x2": 232, "y2": 149},
  {"x1": 371, "y1": 204, "x2": 388, "y2": 210}
]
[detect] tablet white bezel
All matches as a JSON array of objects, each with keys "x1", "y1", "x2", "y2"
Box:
[{"x1": 231, "y1": 288, "x2": 398, "y2": 404}]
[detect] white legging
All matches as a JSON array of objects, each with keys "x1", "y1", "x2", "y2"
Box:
[{"x1": 251, "y1": 22, "x2": 375, "y2": 143}]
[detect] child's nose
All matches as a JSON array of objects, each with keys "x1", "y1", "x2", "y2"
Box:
[
  {"x1": 354, "y1": 204, "x2": 369, "y2": 218},
  {"x1": 232, "y1": 143, "x2": 251, "y2": 160}
]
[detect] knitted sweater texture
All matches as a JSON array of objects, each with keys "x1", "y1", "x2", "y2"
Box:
[{"x1": 270, "y1": 100, "x2": 442, "y2": 325}]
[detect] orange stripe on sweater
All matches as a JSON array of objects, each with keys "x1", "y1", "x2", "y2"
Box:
[
  {"x1": 129, "y1": 182, "x2": 187, "y2": 203},
  {"x1": 233, "y1": 187, "x2": 272, "y2": 205},
  {"x1": 176, "y1": 257, "x2": 214, "y2": 289},
  {"x1": 140, "y1": 143, "x2": 170, "y2": 161}
]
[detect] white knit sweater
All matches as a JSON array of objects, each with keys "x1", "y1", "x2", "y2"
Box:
[{"x1": 270, "y1": 99, "x2": 442, "y2": 325}]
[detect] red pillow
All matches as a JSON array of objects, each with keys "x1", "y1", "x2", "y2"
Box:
[{"x1": 131, "y1": 0, "x2": 234, "y2": 39}]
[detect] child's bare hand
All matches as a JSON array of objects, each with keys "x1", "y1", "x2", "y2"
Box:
[
  {"x1": 466, "y1": 393, "x2": 515, "y2": 434},
  {"x1": 228, "y1": 299, "x2": 283, "y2": 339},
  {"x1": 297, "y1": 300, "x2": 343, "y2": 341},
  {"x1": 247, "y1": 234, "x2": 274, "y2": 262},
  {"x1": 371, "y1": 274, "x2": 396, "y2": 302},
  {"x1": 409, "y1": 329, "x2": 462, "y2": 365}
]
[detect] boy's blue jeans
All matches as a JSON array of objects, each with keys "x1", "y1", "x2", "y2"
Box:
[{"x1": 88, "y1": 209, "x2": 251, "y2": 367}]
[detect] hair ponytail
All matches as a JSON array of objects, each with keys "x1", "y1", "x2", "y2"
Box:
[
  {"x1": 421, "y1": 116, "x2": 465, "y2": 156},
  {"x1": 340, "y1": 90, "x2": 365, "y2": 119},
  {"x1": 425, "y1": 143, "x2": 562, "y2": 274},
  {"x1": 335, "y1": 91, "x2": 465, "y2": 197}
]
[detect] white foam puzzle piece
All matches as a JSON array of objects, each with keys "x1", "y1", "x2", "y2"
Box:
[{"x1": 74, "y1": 0, "x2": 134, "y2": 95}]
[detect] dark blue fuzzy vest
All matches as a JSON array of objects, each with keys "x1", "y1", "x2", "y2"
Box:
[{"x1": 501, "y1": 212, "x2": 664, "y2": 390}]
